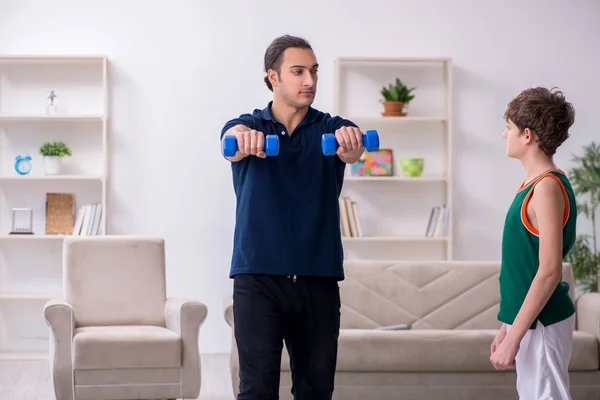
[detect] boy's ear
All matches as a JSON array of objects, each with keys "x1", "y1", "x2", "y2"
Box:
[{"x1": 523, "y1": 128, "x2": 535, "y2": 143}]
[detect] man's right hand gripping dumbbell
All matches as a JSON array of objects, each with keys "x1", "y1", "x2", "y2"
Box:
[{"x1": 222, "y1": 127, "x2": 279, "y2": 159}]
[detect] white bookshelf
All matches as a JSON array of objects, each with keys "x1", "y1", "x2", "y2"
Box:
[
  {"x1": 344, "y1": 176, "x2": 448, "y2": 183},
  {"x1": 334, "y1": 57, "x2": 453, "y2": 261},
  {"x1": 0, "y1": 55, "x2": 108, "y2": 360}
]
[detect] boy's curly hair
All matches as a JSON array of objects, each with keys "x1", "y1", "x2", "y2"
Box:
[{"x1": 504, "y1": 87, "x2": 575, "y2": 156}]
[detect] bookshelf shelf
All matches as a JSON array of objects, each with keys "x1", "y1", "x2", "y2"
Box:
[
  {"x1": 0, "y1": 175, "x2": 104, "y2": 182},
  {"x1": 0, "y1": 352, "x2": 48, "y2": 361},
  {"x1": 334, "y1": 57, "x2": 453, "y2": 260},
  {"x1": 0, "y1": 115, "x2": 104, "y2": 122},
  {"x1": 0, "y1": 234, "x2": 67, "y2": 241},
  {"x1": 0, "y1": 292, "x2": 60, "y2": 300},
  {"x1": 0, "y1": 55, "x2": 108, "y2": 359},
  {"x1": 344, "y1": 176, "x2": 447, "y2": 183},
  {"x1": 347, "y1": 116, "x2": 447, "y2": 125},
  {"x1": 335, "y1": 57, "x2": 450, "y2": 64}
]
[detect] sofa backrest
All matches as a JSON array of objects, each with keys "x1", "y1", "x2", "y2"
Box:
[
  {"x1": 339, "y1": 260, "x2": 575, "y2": 330},
  {"x1": 63, "y1": 236, "x2": 167, "y2": 328}
]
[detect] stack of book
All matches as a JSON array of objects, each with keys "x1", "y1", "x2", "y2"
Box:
[
  {"x1": 425, "y1": 204, "x2": 449, "y2": 237},
  {"x1": 72, "y1": 203, "x2": 102, "y2": 236},
  {"x1": 339, "y1": 196, "x2": 362, "y2": 237}
]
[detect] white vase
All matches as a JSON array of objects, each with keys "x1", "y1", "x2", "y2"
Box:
[{"x1": 44, "y1": 156, "x2": 62, "y2": 175}]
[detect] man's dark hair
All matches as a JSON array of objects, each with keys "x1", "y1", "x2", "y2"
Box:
[
  {"x1": 504, "y1": 87, "x2": 575, "y2": 156},
  {"x1": 264, "y1": 35, "x2": 312, "y2": 91}
]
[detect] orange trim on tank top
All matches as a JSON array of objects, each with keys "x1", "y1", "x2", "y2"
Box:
[
  {"x1": 520, "y1": 173, "x2": 569, "y2": 236},
  {"x1": 518, "y1": 168, "x2": 566, "y2": 192}
]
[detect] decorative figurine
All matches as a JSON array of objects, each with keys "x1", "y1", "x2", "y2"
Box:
[{"x1": 46, "y1": 90, "x2": 58, "y2": 115}]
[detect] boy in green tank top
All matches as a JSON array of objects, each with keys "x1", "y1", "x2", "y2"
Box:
[{"x1": 490, "y1": 87, "x2": 577, "y2": 399}]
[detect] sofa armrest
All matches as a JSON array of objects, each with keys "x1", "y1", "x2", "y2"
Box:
[
  {"x1": 165, "y1": 297, "x2": 208, "y2": 398},
  {"x1": 44, "y1": 299, "x2": 75, "y2": 400},
  {"x1": 576, "y1": 292, "x2": 600, "y2": 339},
  {"x1": 224, "y1": 295, "x2": 233, "y2": 327}
]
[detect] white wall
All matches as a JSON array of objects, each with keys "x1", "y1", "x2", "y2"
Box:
[{"x1": 1, "y1": 0, "x2": 598, "y2": 354}]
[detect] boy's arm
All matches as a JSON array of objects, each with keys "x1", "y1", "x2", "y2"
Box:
[{"x1": 504, "y1": 176, "x2": 565, "y2": 344}]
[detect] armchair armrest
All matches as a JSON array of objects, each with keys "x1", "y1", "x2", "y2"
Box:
[
  {"x1": 43, "y1": 299, "x2": 75, "y2": 400},
  {"x1": 165, "y1": 297, "x2": 208, "y2": 398},
  {"x1": 576, "y1": 292, "x2": 600, "y2": 339},
  {"x1": 224, "y1": 295, "x2": 233, "y2": 327}
]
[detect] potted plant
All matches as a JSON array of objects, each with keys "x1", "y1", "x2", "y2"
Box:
[
  {"x1": 565, "y1": 141, "x2": 600, "y2": 293},
  {"x1": 380, "y1": 78, "x2": 416, "y2": 117},
  {"x1": 39, "y1": 141, "x2": 72, "y2": 175}
]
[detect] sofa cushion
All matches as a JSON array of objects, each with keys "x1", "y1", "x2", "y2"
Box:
[
  {"x1": 281, "y1": 329, "x2": 598, "y2": 372},
  {"x1": 73, "y1": 326, "x2": 181, "y2": 370},
  {"x1": 339, "y1": 261, "x2": 575, "y2": 331}
]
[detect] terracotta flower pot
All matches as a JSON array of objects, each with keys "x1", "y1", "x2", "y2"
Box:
[{"x1": 382, "y1": 101, "x2": 407, "y2": 117}]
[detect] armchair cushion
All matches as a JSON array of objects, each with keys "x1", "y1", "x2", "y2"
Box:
[
  {"x1": 64, "y1": 236, "x2": 167, "y2": 327},
  {"x1": 73, "y1": 326, "x2": 181, "y2": 370}
]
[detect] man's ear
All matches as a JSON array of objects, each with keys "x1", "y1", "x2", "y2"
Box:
[{"x1": 268, "y1": 69, "x2": 279, "y2": 89}]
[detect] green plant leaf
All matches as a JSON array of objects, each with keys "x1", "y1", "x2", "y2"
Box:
[
  {"x1": 566, "y1": 235, "x2": 599, "y2": 293},
  {"x1": 567, "y1": 141, "x2": 600, "y2": 293},
  {"x1": 39, "y1": 141, "x2": 72, "y2": 157},
  {"x1": 380, "y1": 78, "x2": 417, "y2": 103}
]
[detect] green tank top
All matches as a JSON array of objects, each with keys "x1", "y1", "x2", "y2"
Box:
[{"x1": 497, "y1": 168, "x2": 577, "y2": 329}]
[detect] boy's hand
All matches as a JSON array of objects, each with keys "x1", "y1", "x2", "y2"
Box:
[
  {"x1": 490, "y1": 324, "x2": 507, "y2": 355},
  {"x1": 490, "y1": 336, "x2": 519, "y2": 370}
]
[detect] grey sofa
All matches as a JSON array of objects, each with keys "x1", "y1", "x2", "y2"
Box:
[{"x1": 224, "y1": 260, "x2": 600, "y2": 400}]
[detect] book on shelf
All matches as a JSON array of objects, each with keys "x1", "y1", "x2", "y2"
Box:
[
  {"x1": 72, "y1": 203, "x2": 102, "y2": 236},
  {"x1": 425, "y1": 204, "x2": 449, "y2": 237},
  {"x1": 339, "y1": 195, "x2": 362, "y2": 237}
]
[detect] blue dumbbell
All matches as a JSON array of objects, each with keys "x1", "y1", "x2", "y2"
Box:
[
  {"x1": 223, "y1": 134, "x2": 280, "y2": 157},
  {"x1": 321, "y1": 129, "x2": 380, "y2": 156}
]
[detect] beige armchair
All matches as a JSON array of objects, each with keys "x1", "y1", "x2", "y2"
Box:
[{"x1": 44, "y1": 236, "x2": 208, "y2": 400}]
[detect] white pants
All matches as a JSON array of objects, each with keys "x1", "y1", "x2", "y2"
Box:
[{"x1": 507, "y1": 314, "x2": 575, "y2": 400}]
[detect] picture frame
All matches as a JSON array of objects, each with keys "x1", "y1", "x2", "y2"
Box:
[{"x1": 10, "y1": 208, "x2": 34, "y2": 235}]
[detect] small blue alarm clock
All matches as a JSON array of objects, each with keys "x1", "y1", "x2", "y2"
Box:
[{"x1": 15, "y1": 155, "x2": 32, "y2": 175}]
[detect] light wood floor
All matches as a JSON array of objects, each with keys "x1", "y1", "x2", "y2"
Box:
[{"x1": 0, "y1": 353, "x2": 235, "y2": 400}]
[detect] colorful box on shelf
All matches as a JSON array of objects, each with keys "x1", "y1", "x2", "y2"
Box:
[{"x1": 351, "y1": 149, "x2": 393, "y2": 176}]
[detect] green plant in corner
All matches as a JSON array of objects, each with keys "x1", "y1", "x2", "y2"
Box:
[
  {"x1": 565, "y1": 141, "x2": 600, "y2": 293},
  {"x1": 39, "y1": 141, "x2": 72, "y2": 158}
]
